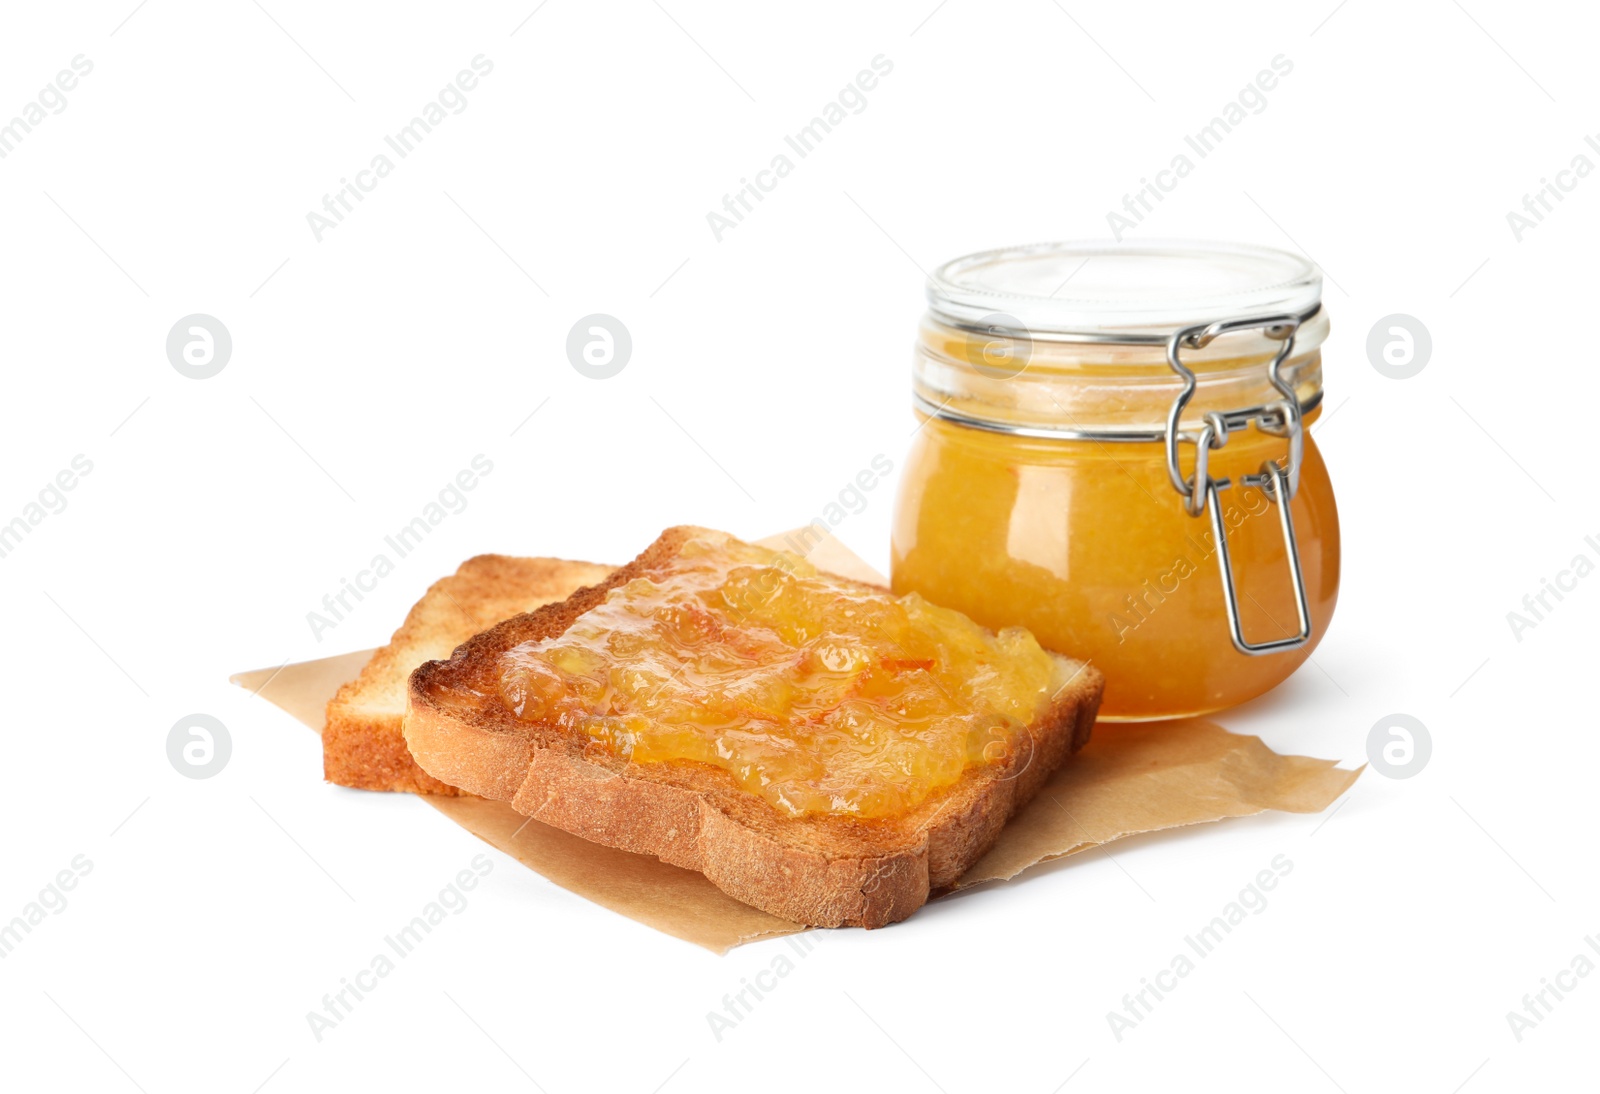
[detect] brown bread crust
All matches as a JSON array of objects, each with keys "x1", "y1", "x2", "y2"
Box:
[
  {"x1": 405, "y1": 527, "x2": 1101, "y2": 927},
  {"x1": 323, "y1": 554, "x2": 613, "y2": 793}
]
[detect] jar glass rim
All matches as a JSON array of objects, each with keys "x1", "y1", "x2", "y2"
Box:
[{"x1": 927, "y1": 239, "x2": 1323, "y2": 339}]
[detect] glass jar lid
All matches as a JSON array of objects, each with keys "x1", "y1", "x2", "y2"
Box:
[
  {"x1": 913, "y1": 238, "x2": 1329, "y2": 439},
  {"x1": 927, "y1": 240, "x2": 1322, "y2": 341}
]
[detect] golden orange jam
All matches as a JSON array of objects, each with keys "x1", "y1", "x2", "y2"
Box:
[
  {"x1": 892, "y1": 412, "x2": 1339, "y2": 720},
  {"x1": 497, "y1": 533, "x2": 1064, "y2": 819}
]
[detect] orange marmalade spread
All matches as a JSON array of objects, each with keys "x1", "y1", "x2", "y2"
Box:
[{"x1": 497, "y1": 533, "x2": 1063, "y2": 819}]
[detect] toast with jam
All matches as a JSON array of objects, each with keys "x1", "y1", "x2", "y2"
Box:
[
  {"x1": 404, "y1": 527, "x2": 1101, "y2": 927},
  {"x1": 323, "y1": 554, "x2": 613, "y2": 793}
]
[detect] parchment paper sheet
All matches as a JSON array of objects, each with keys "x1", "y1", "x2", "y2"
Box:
[{"x1": 233, "y1": 532, "x2": 1359, "y2": 953}]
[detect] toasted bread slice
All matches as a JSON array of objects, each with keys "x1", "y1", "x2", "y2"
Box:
[
  {"x1": 323, "y1": 554, "x2": 614, "y2": 793},
  {"x1": 405, "y1": 528, "x2": 1101, "y2": 926}
]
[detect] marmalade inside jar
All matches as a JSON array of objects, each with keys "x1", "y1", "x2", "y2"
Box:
[
  {"x1": 497, "y1": 533, "x2": 1066, "y2": 819},
  {"x1": 892, "y1": 404, "x2": 1340, "y2": 721}
]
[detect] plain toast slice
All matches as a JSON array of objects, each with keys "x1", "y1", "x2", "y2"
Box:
[
  {"x1": 405, "y1": 528, "x2": 1101, "y2": 926},
  {"x1": 323, "y1": 554, "x2": 613, "y2": 793}
]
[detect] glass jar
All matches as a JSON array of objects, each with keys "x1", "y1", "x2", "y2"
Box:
[{"x1": 890, "y1": 241, "x2": 1340, "y2": 721}]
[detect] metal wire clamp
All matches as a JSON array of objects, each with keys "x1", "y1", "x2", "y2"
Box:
[{"x1": 1165, "y1": 315, "x2": 1313, "y2": 655}]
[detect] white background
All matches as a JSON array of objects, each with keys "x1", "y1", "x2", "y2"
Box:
[{"x1": 1, "y1": 1, "x2": 1594, "y2": 1091}]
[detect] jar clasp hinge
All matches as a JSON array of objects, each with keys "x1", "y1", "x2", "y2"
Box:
[{"x1": 1164, "y1": 315, "x2": 1313, "y2": 657}]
